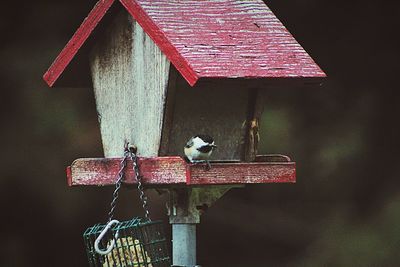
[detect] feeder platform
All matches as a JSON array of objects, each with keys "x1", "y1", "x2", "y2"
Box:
[{"x1": 67, "y1": 155, "x2": 295, "y2": 187}]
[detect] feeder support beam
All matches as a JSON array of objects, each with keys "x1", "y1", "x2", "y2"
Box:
[
  {"x1": 168, "y1": 187, "x2": 234, "y2": 224},
  {"x1": 168, "y1": 186, "x2": 237, "y2": 266}
]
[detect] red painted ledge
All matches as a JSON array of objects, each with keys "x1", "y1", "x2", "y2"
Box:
[{"x1": 66, "y1": 155, "x2": 296, "y2": 187}]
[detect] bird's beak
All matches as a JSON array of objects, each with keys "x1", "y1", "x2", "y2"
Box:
[{"x1": 211, "y1": 144, "x2": 217, "y2": 148}]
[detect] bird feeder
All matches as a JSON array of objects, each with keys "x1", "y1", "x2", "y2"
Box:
[
  {"x1": 44, "y1": 0, "x2": 325, "y2": 266},
  {"x1": 84, "y1": 218, "x2": 170, "y2": 266}
]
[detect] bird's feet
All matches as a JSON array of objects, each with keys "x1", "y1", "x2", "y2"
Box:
[
  {"x1": 191, "y1": 160, "x2": 212, "y2": 170},
  {"x1": 205, "y1": 160, "x2": 211, "y2": 170}
]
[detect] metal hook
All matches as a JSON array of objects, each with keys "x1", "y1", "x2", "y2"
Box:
[{"x1": 94, "y1": 219, "x2": 120, "y2": 255}]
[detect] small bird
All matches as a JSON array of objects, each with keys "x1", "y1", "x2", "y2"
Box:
[{"x1": 184, "y1": 135, "x2": 217, "y2": 169}]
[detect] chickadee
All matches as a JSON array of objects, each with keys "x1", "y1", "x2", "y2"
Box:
[{"x1": 184, "y1": 135, "x2": 217, "y2": 168}]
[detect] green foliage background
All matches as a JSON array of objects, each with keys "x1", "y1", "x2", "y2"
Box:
[{"x1": 0, "y1": 0, "x2": 399, "y2": 266}]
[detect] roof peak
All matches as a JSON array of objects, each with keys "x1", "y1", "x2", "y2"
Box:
[{"x1": 44, "y1": 0, "x2": 325, "y2": 87}]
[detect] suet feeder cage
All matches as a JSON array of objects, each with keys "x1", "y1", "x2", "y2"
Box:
[
  {"x1": 84, "y1": 218, "x2": 170, "y2": 267},
  {"x1": 44, "y1": 0, "x2": 326, "y2": 265}
]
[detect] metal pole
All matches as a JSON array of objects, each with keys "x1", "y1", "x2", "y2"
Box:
[
  {"x1": 172, "y1": 224, "x2": 197, "y2": 266},
  {"x1": 169, "y1": 187, "x2": 230, "y2": 267}
]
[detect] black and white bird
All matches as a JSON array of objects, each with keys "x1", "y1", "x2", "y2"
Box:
[{"x1": 184, "y1": 135, "x2": 217, "y2": 168}]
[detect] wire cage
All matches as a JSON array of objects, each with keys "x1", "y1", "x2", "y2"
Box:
[{"x1": 84, "y1": 218, "x2": 171, "y2": 267}]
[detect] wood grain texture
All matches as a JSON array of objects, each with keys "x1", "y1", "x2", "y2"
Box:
[
  {"x1": 90, "y1": 12, "x2": 170, "y2": 157},
  {"x1": 188, "y1": 162, "x2": 295, "y2": 185},
  {"x1": 43, "y1": 0, "x2": 115, "y2": 87},
  {"x1": 67, "y1": 156, "x2": 296, "y2": 186},
  {"x1": 44, "y1": 0, "x2": 325, "y2": 87},
  {"x1": 68, "y1": 156, "x2": 187, "y2": 186},
  {"x1": 158, "y1": 67, "x2": 179, "y2": 156},
  {"x1": 120, "y1": 0, "x2": 326, "y2": 85}
]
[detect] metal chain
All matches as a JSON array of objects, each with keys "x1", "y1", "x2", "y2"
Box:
[
  {"x1": 107, "y1": 148, "x2": 130, "y2": 222},
  {"x1": 107, "y1": 144, "x2": 151, "y2": 222},
  {"x1": 129, "y1": 147, "x2": 151, "y2": 221}
]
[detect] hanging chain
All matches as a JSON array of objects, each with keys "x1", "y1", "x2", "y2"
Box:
[
  {"x1": 129, "y1": 146, "x2": 151, "y2": 221},
  {"x1": 107, "y1": 148, "x2": 130, "y2": 222},
  {"x1": 107, "y1": 144, "x2": 151, "y2": 223}
]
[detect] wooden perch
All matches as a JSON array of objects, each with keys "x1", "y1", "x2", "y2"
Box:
[{"x1": 67, "y1": 155, "x2": 296, "y2": 187}]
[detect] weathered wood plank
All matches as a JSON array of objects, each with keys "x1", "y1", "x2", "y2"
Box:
[
  {"x1": 43, "y1": 0, "x2": 115, "y2": 87},
  {"x1": 68, "y1": 156, "x2": 187, "y2": 186},
  {"x1": 67, "y1": 156, "x2": 296, "y2": 186},
  {"x1": 90, "y1": 11, "x2": 170, "y2": 157},
  {"x1": 188, "y1": 162, "x2": 295, "y2": 185},
  {"x1": 158, "y1": 67, "x2": 179, "y2": 156}
]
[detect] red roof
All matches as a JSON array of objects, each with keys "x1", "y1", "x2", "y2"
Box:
[{"x1": 44, "y1": 0, "x2": 326, "y2": 87}]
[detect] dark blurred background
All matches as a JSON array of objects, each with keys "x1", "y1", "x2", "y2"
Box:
[{"x1": 1, "y1": 0, "x2": 399, "y2": 266}]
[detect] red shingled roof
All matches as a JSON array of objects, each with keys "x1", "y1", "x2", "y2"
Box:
[{"x1": 44, "y1": 0, "x2": 326, "y2": 87}]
